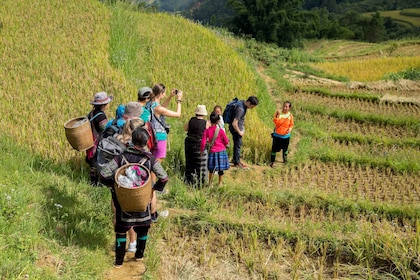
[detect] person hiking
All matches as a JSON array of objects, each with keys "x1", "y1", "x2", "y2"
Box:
[
  {"x1": 270, "y1": 101, "x2": 294, "y2": 167},
  {"x1": 99, "y1": 126, "x2": 169, "y2": 268},
  {"x1": 137, "y1": 86, "x2": 153, "y2": 122},
  {"x1": 147, "y1": 83, "x2": 183, "y2": 162},
  {"x1": 86, "y1": 91, "x2": 113, "y2": 185},
  {"x1": 143, "y1": 83, "x2": 182, "y2": 220},
  {"x1": 105, "y1": 104, "x2": 125, "y2": 131},
  {"x1": 102, "y1": 101, "x2": 143, "y2": 139},
  {"x1": 201, "y1": 112, "x2": 230, "y2": 186},
  {"x1": 184, "y1": 105, "x2": 209, "y2": 186},
  {"x1": 228, "y1": 96, "x2": 258, "y2": 169}
]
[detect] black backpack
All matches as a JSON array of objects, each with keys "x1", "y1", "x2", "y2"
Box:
[
  {"x1": 96, "y1": 119, "x2": 125, "y2": 173},
  {"x1": 102, "y1": 119, "x2": 124, "y2": 139},
  {"x1": 223, "y1": 97, "x2": 240, "y2": 125}
]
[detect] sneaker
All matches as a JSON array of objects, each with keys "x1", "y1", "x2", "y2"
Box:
[
  {"x1": 234, "y1": 163, "x2": 248, "y2": 169},
  {"x1": 159, "y1": 210, "x2": 169, "y2": 218},
  {"x1": 269, "y1": 162, "x2": 274, "y2": 168},
  {"x1": 151, "y1": 210, "x2": 169, "y2": 223},
  {"x1": 156, "y1": 188, "x2": 168, "y2": 196},
  {"x1": 127, "y1": 241, "x2": 136, "y2": 252},
  {"x1": 113, "y1": 262, "x2": 123, "y2": 268}
]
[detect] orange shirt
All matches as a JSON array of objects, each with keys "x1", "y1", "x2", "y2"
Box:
[{"x1": 273, "y1": 112, "x2": 294, "y2": 135}]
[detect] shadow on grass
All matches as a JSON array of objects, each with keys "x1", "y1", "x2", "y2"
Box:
[{"x1": 0, "y1": 134, "x2": 112, "y2": 250}]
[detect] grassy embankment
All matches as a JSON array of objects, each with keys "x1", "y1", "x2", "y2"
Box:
[{"x1": 1, "y1": 0, "x2": 419, "y2": 279}]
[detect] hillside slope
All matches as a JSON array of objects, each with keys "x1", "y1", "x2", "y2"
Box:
[{"x1": 1, "y1": 1, "x2": 419, "y2": 279}]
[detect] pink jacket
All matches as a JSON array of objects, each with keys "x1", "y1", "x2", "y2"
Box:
[{"x1": 200, "y1": 125, "x2": 229, "y2": 153}]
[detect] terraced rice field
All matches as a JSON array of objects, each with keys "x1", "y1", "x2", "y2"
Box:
[{"x1": 157, "y1": 80, "x2": 420, "y2": 279}]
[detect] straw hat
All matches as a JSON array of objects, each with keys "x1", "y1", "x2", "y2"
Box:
[
  {"x1": 124, "y1": 102, "x2": 143, "y2": 118},
  {"x1": 90, "y1": 91, "x2": 113, "y2": 105},
  {"x1": 195, "y1": 105, "x2": 208, "y2": 116}
]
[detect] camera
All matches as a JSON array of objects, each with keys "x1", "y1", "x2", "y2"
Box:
[{"x1": 174, "y1": 89, "x2": 179, "y2": 95}]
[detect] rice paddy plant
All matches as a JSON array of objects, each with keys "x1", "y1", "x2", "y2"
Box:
[
  {"x1": 299, "y1": 110, "x2": 420, "y2": 140},
  {"x1": 0, "y1": 0, "x2": 133, "y2": 162},
  {"x1": 311, "y1": 56, "x2": 420, "y2": 82},
  {"x1": 109, "y1": 2, "x2": 151, "y2": 88},
  {"x1": 301, "y1": 87, "x2": 382, "y2": 101},
  {"x1": 292, "y1": 91, "x2": 420, "y2": 124}
]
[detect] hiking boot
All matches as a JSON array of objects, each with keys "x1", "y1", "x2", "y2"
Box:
[
  {"x1": 127, "y1": 241, "x2": 137, "y2": 253},
  {"x1": 269, "y1": 162, "x2": 274, "y2": 168}
]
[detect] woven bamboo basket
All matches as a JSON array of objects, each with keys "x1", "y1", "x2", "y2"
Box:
[
  {"x1": 64, "y1": 117, "x2": 93, "y2": 151},
  {"x1": 114, "y1": 163, "x2": 152, "y2": 212}
]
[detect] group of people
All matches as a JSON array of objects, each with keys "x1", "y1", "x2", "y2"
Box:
[
  {"x1": 83, "y1": 87, "x2": 293, "y2": 267},
  {"x1": 184, "y1": 104, "x2": 231, "y2": 187},
  {"x1": 183, "y1": 96, "x2": 262, "y2": 186},
  {"x1": 84, "y1": 84, "x2": 182, "y2": 268}
]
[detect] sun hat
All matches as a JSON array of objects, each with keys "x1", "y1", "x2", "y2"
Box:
[
  {"x1": 195, "y1": 105, "x2": 208, "y2": 116},
  {"x1": 124, "y1": 102, "x2": 143, "y2": 118},
  {"x1": 138, "y1": 87, "x2": 153, "y2": 100},
  {"x1": 90, "y1": 91, "x2": 113, "y2": 105}
]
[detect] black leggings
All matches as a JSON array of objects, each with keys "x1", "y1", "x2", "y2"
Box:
[
  {"x1": 115, "y1": 225, "x2": 150, "y2": 265},
  {"x1": 270, "y1": 136, "x2": 290, "y2": 162}
]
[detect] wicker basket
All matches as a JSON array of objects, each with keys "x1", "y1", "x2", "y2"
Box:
[
  {"x1": 114, "y1": 163, "x2": 152, "y2": 212},
  {"x1": 64, "y1": 117, "x2": 93, "y2": 151}
]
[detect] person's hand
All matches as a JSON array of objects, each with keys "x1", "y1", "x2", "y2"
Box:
[
  {"x1": 275, "y1": 111, "x2": 280, "y2": 118},
  {"x1": 239, "y1": 130, "x2": 244, "y2": 137},
  {"x1": 175, "y1": 90, "x2": 183, "y2": 100}
]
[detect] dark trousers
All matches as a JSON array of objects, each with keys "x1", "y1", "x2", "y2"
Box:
[
  {"x1": 270, "y1": 136, "x2": 290, "y2": 163},
  {"x1": 229, "y1": 126, "x2": 243, "y2": 165},
  {"x1": 184, "y1": 138, "x2": 207, "y2": 186},
  {"x1": 115, "y1": 225, "x2": 150, "y2": 265}
]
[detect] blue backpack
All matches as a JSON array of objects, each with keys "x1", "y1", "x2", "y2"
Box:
[{"x1": 223, "y1": 97, "x2": 240, "y2": 125}]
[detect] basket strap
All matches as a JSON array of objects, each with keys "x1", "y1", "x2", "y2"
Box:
[
  {"x1": 120, "y1": 155, "x2": 150, "y2": 170},
  {"x1": 121, "y1": 155, "x2": 129, "y2": 166}
]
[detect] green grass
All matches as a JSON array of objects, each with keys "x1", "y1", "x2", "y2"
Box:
[{"x1": 0, "y1": 134, "x2": 112, "y2": 279}]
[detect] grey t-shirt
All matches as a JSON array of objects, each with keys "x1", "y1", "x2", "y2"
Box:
[{"x1": 233, "y1": 100, "x2": 246, "y2": 130}]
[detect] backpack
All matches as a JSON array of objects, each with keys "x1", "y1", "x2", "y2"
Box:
[
  {"x1": 144, "y1": 122, "x2": 158, "y2": 151},
  {"x1": 96, "y1": 136, "x2": 127, "y2": 173},
  {"x1": 102, "y1": 118, "x2": 124, "y2": 139},
  {"x1": 143, "y1": 102, "x2": 159, "y2": 151},
  {"x1": 223, "y1": 97, "x2": 240, "y2": 125}
]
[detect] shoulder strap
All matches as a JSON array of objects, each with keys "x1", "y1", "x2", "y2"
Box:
[
  {"x1": 138, "y1": 154, "x2": 153, "y2": 171},
  {"x1": 209, "y1": 126, "x2": 220, "y2": 151},
  {"x1": 122, "y1": 153, "x2": 151, "y2": 170},
  {"x1": 89, "y1": 111, "x2": 105, "y2": 122},
  {"x1": 121, "y1": 154, "x2": 129, "y2": 166}
]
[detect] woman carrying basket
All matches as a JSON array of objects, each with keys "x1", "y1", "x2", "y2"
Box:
[{"x1": 99, "y1": 127, "x2": 168, "y2": 268}]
